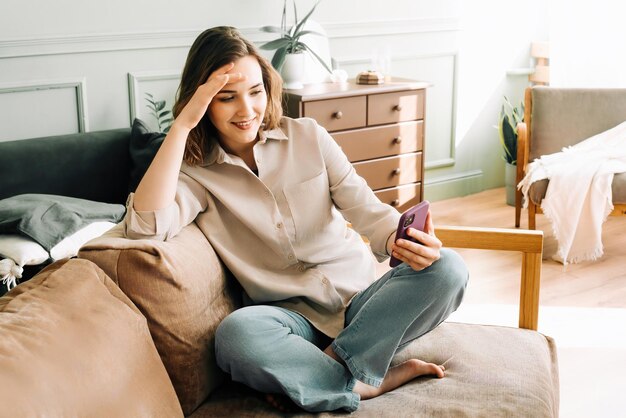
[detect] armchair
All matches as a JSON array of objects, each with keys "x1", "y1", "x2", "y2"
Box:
[{"x1": 515, "y1": 86, "x2": 626, "y2": 229}]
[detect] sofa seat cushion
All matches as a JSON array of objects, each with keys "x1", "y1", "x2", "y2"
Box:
[
  {"x1": 189, "y1": 322, "x2": 559, "y2": 417},
  {"x1": 79, "y1": 222, "x2": 241, "y2": 416},
  {"x1": 528, "y1": 172, "x2": 626, "y2": 206},
  {"x1": 0, "y1": 258, "x2": 183, "y2": 417}
]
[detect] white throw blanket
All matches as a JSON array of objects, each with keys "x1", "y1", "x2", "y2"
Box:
[{"x1": 518, "y1": 120, "x2": 626, "y2": 264}]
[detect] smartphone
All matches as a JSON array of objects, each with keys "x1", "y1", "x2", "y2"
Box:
[{"x1": 389, "y1": 200, "x2": 430, "y2": 267}]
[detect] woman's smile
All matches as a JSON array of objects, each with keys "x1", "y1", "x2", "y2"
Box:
[{"x1": 232, "y1": 117, "x2": 256, "y2": 130}]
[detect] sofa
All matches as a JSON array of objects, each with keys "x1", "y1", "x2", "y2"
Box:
[{"x1": 0, "y1": 125, "x2": 559, "y2": 417}]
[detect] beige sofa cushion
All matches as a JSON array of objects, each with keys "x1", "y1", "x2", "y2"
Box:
[
  {"x1": 0, "y1": 258, "x2": 183, "y2": 418},
  {"x1": 190, "y1": 322, "x2": 559, "y2": 417},
  {"x1": 79, "y1": 222, "x2": 240, "y2": 415}
]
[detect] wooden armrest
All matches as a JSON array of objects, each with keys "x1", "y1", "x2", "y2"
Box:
[
  {"x1": 435, "y1": 225, "x2": 543, "y2": 331},
  {"x1": 516, "y1": 122, "x2": 528, "y2": 182}
]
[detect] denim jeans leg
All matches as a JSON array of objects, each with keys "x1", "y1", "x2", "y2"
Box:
[
  {"x1": 214, "y1": 305, "x2": 360, "y2": 412},
  {"x1": 332, "y1": 248, "x2": 469, "y2": 387}
]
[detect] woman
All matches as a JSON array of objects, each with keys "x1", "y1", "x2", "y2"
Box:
[{"x1": 124, "y1": 26, "x2": 468, "y2": 413}]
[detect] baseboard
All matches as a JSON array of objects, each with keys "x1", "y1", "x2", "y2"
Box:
[{"x1": 424, "y1": 170, "x2": 483, "y2": 202}]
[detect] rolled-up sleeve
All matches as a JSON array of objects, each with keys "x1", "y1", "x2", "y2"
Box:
[
  {"x1": 122, "y1": 171, "x2": 208, "y2": 241},
  {"x1": 316, "y1": 123, "x2": 399, "y2": 260}
]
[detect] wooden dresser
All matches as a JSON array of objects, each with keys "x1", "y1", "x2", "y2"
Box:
[{"x1": 283, "y1": 78, "x2": 429, "y2": 213}]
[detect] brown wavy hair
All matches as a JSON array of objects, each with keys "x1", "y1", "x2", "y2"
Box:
[{"x1": 173, "y1": 26, "x2": 283, "y2": 166}]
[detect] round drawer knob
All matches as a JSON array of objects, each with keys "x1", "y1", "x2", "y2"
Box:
[
  {"x1": 390, "y1": 199, "x2": 400, "y2": 207},
  {"x1": 393, "y1": 136, "x2": 402, "y2": 144},
  {"x1": 392, "y1": 168, "x2": 401, "y2": 176},
  {"x1": 333, "y1": 111, "x2": 343, "y2": 119},
  {"x1": 393, "y1": 104, "x2": 403, "y2": 112}
]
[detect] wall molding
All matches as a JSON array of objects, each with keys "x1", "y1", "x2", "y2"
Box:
[
  {"x1": 127, "y1": 71, "x2": 181, "y2": 125},
  {"x1": 425, "y1": 169, "x2": 483, "y2": 186},
  {"x1": 424, "y1": 169, "x2": 484, "y2": 202},
  {"x1": 0, "y1": 17, "x2": 459, "y2": 59},
  {"x1": 336, "y1": 52, "x2": 459, "y2": 170},
  {"x1": 0, "y1": 78, "x2": 89, "y2": 132}
]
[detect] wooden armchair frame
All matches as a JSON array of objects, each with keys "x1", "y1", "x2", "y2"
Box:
[
  {"x1": 436, "y1": 225, "x2": 543, "y2": 330},
  {"x1": 515, "y1": 87, "x2": 626, "y2": 229}
]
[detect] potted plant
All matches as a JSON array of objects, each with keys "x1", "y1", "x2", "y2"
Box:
[
  {"x1": 497, "y1": 96, "x2": 524, "y2": 206},
  {"x1": 260, "y1": 0, "x2": 332, "y2": 89}
]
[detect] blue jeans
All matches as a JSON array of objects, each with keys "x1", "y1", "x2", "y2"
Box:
[{"x1": 214, "y1": 248, "x2": 468, "y2": 412}]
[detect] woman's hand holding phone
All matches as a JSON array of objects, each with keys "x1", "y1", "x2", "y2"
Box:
[{"x1": 388, "y1": 206, "x2": 442, "y2": 271}]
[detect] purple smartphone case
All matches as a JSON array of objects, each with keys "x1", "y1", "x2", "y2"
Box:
[{"x1": 389, "y1": 200, "x2": 430, "y2": 267}]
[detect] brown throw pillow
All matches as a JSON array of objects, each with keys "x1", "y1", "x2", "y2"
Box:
[
  {"x1": 0, "y1": 258, "x2": 183, "y2": 418},
  {"x1": 79, "y1": 222, "x2": 241, "y2": 415}
]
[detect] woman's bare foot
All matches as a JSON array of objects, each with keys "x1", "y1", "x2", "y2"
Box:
[
  {"x1": 323, "y1": 344, "x2": 444, "y2": 400},
  {"x1": 353, "y1": 359, "x2": 445, "y2": 400},
  {"x1": 265, "y1": 393, "x2": 299, "y2": 413}
]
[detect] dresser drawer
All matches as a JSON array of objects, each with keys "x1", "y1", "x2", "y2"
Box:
[
  {"x1": 332, "y1": 121, "x2": 423, "y2": 162},
  {"x1": 367, "y1": 90, "x2": 425, "y2": 126},
  {"x1": 374, "y1": 183, "x2": 422, "y2": 213},
  {"x1": 353, "y1": 152, "x2": 422, "y2": 190},
  {"x1": 303, "y1": 96, "x2": 366, "y2": 132}
]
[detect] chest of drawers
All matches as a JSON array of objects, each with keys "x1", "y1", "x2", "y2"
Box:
[{"x1": 283, "y1": 78, "x2": 429, "y2": 213}]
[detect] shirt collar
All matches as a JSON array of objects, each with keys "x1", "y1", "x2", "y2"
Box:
[{"x1": 200, "y1": 126, "x2": 288, "y2": 166}]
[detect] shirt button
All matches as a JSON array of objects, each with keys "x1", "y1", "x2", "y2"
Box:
[
  {"x1": 321, "y1": 278, "x2": 329, "y2": 285},
  {"x1": 276, "y1": 222, "x2": 283, "y2": 229},
  {"x1": 288, "y1": 254, "x2": 294, "y2": 260},
  {"x1": 298, "y1": 264, "x2": 306, "y2": 272}
]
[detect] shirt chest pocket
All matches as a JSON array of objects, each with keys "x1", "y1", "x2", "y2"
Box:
[{"x1": 283, "y1": 171, "x2": 333, "y2": 241}]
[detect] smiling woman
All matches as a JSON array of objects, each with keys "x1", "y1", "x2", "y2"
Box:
[{"x1": 121, "y1": 25, "x2": 469, "y2": 414}]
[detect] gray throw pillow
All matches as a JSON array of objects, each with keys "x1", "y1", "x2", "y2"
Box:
[{"x1": 0, "y1": 194, "x2": 125, "y2": 251}]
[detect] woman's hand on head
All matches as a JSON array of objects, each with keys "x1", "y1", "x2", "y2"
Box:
[
  {"x1": 390, "y1": 210, "x2": 442, "y2": 271},
  {"x1": 173, "y1": 62, "x2": 247, "y2": 132}
]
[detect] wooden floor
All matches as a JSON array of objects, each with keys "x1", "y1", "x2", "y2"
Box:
[
  {"x1": 420, "y1": 187, "x2": 626, "y2": 418},
  {"x1": 430, "y1": 187, "x2": 626, "y2": 310}
]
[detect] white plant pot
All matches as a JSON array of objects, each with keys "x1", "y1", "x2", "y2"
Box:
[{"x1": 281, "y1": 53, "x2": 305, "y2": 90}]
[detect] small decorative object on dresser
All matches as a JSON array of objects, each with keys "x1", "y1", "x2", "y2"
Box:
[
  {"x1": 283, "y1": 78, "x2": 429, "y2": 212},
  {"x1": 356, "y1": 70, "x2": 385, "y2": 85}
]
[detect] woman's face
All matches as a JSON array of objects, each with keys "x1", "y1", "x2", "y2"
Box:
[{"x1": 208, "y1": 55, "x2": 268, "y2": 154}]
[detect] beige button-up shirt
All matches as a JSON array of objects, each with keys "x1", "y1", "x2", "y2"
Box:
[{"x1": 123, "y1": 117, "x2": 400, "y2": 338}]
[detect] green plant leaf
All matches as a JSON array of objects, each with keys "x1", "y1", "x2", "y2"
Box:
[
  {"x1": 281, "y1": 0, "x2": 287, "y2": 34},
  {"x1": 159, "y1": 110, "x2": 171, "y2": 118},
  {"x1": 261, "y1": 37, "x2": 292, "y2": 50},
  {"x1": 271, "y1": 46, "x2": 288, "y2": 70},
  {"x1": 156, "y1": 100, "x2": 166, "y2": 111},
  {"x1": 301, "y1": 43, "x2": 332, "y2": 74},
  {"x1": 500, "y1": 113, "x2": 517, "y2": 164},
  {"x1": 260, "y1": 25, "x2": 283, "y2": 33},
  {"x1": 297, "y1": 29, "x2": 325, "y2": 38},
  {"x1": 293, "y1": 0, "x2": 320, "y2": 36}
]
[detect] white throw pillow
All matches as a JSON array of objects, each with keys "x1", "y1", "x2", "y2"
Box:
[
  {"x1": 0, "y1": 221, "x2": 116, "y2": 266},
  {"x1": 0, "y1": 235, "x2": 49, "y2": 266},
  {"x1": 49, "y1": 221, "x2": 116, "y2": 261}
]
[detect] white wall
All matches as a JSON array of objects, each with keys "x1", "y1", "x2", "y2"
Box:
[
  {"x1": 549, "y1": 0, "x2": 626, "y2": 87},
  {"x1": 0, "y1": 0, "x2": 549, "y2": 202}
]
